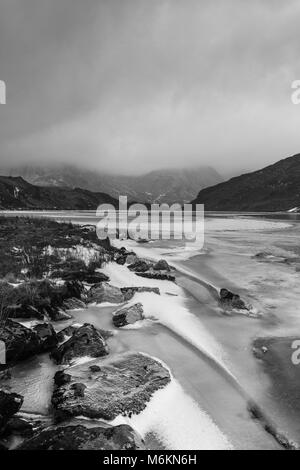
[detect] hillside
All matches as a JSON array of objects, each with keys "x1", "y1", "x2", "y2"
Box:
[
  {"x1": 0, "y1": 164, "x2": 222, "y2": 205},
  {"x1": 0, "y1": 176, "x2": 118, "y2": 210},
  {"x1": 191, "y1": 154, "x2": 300, "y2": 211}
]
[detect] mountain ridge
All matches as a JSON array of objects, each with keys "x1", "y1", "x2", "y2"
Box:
[
  {"x1": 0, "y1": 175, "x2": 118, "y2": 210},
  {"x1": 191, "y1": 153, "x2": 300, "y2": 211},
  {"x1": 0, "y1": 164, "x2": 222, "y2": 205}
]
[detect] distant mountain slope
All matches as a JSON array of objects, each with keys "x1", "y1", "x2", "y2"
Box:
[
  {"x1": 0, "y1": 176, "x2": 117, "y2": 210},
  {"x1": 1, "y1": 164, "x2": 222, "y2": 204},
  {"x1": 191, "y1": 154, "x2": 300, "y2": 211}
]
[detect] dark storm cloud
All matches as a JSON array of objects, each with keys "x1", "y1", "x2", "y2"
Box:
[{"x1": 1, "y1": 0, "x2": 300, "y2": 175}]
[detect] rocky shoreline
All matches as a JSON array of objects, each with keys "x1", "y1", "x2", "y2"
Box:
[
  {"x1": 0, "y1": 216, "x2": 292, "y2": 451},
  {"x1": 0, "y1": 217, "x2": 175, "y2": 450}
]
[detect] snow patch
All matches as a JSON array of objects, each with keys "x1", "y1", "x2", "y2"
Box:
[
  {"x1": 68, "y1": 356, "x2": 94, "y2": 368},
  {"x1": 45, "y1": 244, "x2": 103, "y2": 266},
  {"x1": 110, "y1": 367, "x2": 232, "y2": 450}
]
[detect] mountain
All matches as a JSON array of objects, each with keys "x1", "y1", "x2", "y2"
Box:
[
  {"x1": 0, "y1": 176, "x2": 118, "y2": 210},
  {"x1": 0, "y1": 164, "x2": 222, "y2": 205},
  {"x1": 191, "y1": 154, "x2": 300, "y2": 211}
]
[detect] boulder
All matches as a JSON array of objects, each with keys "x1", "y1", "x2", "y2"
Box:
[
  {"x1": 125, "y1": 254, "x2": 138, "y2": 265},
  {"x1": 62, "y1": 271, "x2": 109, "y2": 285},
  {"x1": 62, "y1": 298, "x2": 86, "y2": 310},
  {"x1": 89, "y1": 365, "x2": 101, "y2": 373},
  {"x1": 51, "y1": 352, "x2": 171, "y2": 422},
  {"x1": 17, "y1": 424, "x2": 145, "y2": 450},
  {"x1": 84, "y1": 273, "x2": 110, "y2": 285},
  {"x1": 136, "y1": 238, "x2": 150, "y2": 244},
  {"x1": 153, "y1": 259, "x2": 171, "y2": 271},
  {"x1": 112, "y1": 303, "x2": 144, "y2": 328},
  {"x1": 128, "y1": 260, "x2": 152, "y2": 273},
  {"x1": 32, "y1": 323, "x2": 58, "y2": 352},
  {"x1": 0, "y1": 390, "x2": 23, "y2": 434},
  {"x1": 51, "y1": 323, "x2": 108, "y2": 364},
  {"x1": 57, "y1": 324, "x2": 113, "y2": 344},
  {"x1": 48, "y1": 307, "x2": 72, "y2": 322},
  {"x1": 115, "y1": 255, "x2": 126, "y2": 265},
  {"x1": 0, "y1": 370, "x2": 11, "y2": 381},
  {"x1": 10, "y1": 280, "x2": 77, "y2": 320},
  {"x1": 4, "y1": 416, "x2": 34, "y2": 438},
  {"x1": 254, "y1": 251, "x2": 272, "y2": 260},
  {"x1": 115, "y1": 249, "x2": 138, "y2": 265},
  {"x1": 136, "y1": 271, "x2": 176, "y2": 282},
  {"x1": 6, "y1": 304, "x2": 44, "y2": 321},
  {"x1": 97, "y1": 236, "x2": 112, "y2": 252},
  {"x1": 219, "y1": 288, "x2": 248, "y2": 311},
  {"x1": 54, "y1": 371, "x2": 72, "y2": 387},
  {"x1": 0, "y1": 320, "x2": 43, "y2": 365},
  {"x1": 87, "y1": 282, "x2": 124, "y2": 304},
  {"x1": 63, "y1": 280, "x2": 85, "y2": 299},
  {"x1": 56, "y1": 324, "x2": 83, "y2": 343},
  {"x1": 121, "y1": 286, "x2": 160, "y2": 301},
  {"x1": 71, "y1": 382, "x2": 87, "y2": 398}
]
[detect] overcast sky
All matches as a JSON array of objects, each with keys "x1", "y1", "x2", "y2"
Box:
[{"x1": 1, "y1": 0, "x2": 300, "y2": 176}]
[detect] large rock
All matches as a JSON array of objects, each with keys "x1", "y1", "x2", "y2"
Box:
[
  {"x1": 136, "y1": 271, "x2": 176, "y2": 282},
  {"x1": 4, "y1": 416, "x2": 34, "y2": 438},
  {"x1": 121, "y1": 286, "x2": 160, "y2": 301},
  {"x1": 62, "y1": 298, "x2": 86, "y2": 310},
  {"x1": 0, "y1": 320, "x2": 44, "y2": 365},
  {"x1": 125, "y1": 254, "x2": 138, "y2": 265},
  {"x1": 52, "y1": 352, "x2": 171, "y2": 422},
  {"x1": 112, "y1": 303, "x2": 144, "y2": 328},
  {"x1": 0, "y1": 390, "x2": 23, "y2": 434},
  {"x1": 219, "y1": 288, "x2": 248, "y2": 311},
  {"x1": 17, "y1": 424, "x2": 145, "y2": 450},
  {"x1": 115, "y1": 249, "x2": 138, "y2": 266},
  {"x1": 6, "y1": 304, "x2": 44, "y2": 321},
  {"x1": 51, "y1": 323, "x2": 108, "y2": 364},
  {"x1": 115, "y1": 255, "x2": 126, "y2": 265},
  {"x1": 153, "y1": 259, "x2": 171, "y2": 271},
  {"x1": 32, "y1": 323, "x2": 58, "y2": 352},
  {"x1": 56, "y1": 325, "x2": 81, "y2": 344},
  {"x1": 61, "y1": 270, "x2": 109, "y2": 285},
  {"x1": 87, "y1": 282, "x2": 124, "y2": 304},
  {"x1": 56, "y1": 324, "x2": 112, "y2": 344},
  {"x1": 128, "y1": 260, "x2": 153, "y2": 273},
  {"x1": 50, "y1": 308, "x2": 73, "y2": 322},
  {"x1": 63, "y1": 280, "x2": 85, "y2": 299},
  {"x1": 5, "y1": 279, "x2": 84, "y2": 322}
]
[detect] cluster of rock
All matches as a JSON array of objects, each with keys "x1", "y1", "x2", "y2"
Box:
[
  {"x1": 128, "y1": 258, "x2": 175, "y2": 282},
  {"x1": 0, "y1": 233, "x2": 175, "y2": 450},
  {"x1": 87, "y1": 282, "x2": 125, "y2": 304},
  {"x1": 0, "y1": 389, "x2": 38, "y2": 450},
  {"x1": 0, "y1": 318, "x2": 171, "y2": 449},
  {"x1": 112, "y1": 303, "x2": 144, "y2": 327},
  {"x1": 121, "y1": 286, "x2": 160, "y2": 301},
  {"x1": 18, "y1": 424, "x2": 144, "y2": 450},
  {"x1": 0, "y1": 390, "x2": 24, "y2": 435},
  {"x1": 51, "y1": 352, "x2": 171, "y2": 422},
  {"x1": 219, "y1": 288, "x2": 249, "y2": 312},
  {"x1": 3, "y1": 279, "x2": 87, "y2": 322},
  {"x1": 51, "y1": 323, "x2": 109, "y2": 364},
  {"x1": 0, "y1": 319, "x2": 58, "y2": 366},
  {"x1": 114, "y1": 247, "x2": 175, "y2": 281}
]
